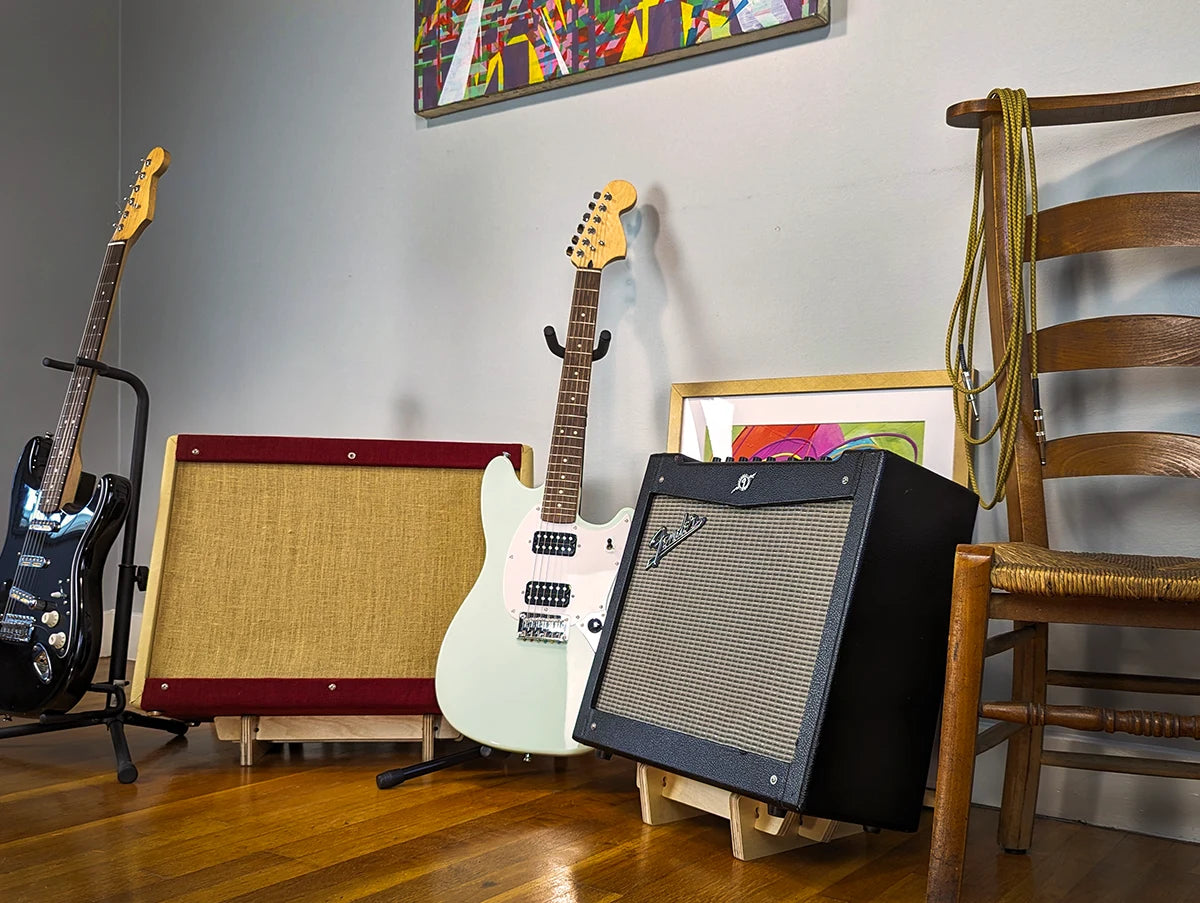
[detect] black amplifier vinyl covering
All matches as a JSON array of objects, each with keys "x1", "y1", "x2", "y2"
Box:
[{"x1": 573, "y1": 451, "x2": 978, "y2": 831}]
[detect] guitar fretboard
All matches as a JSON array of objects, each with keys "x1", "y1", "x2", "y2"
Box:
[
  {"x1": 541, "y1": 268, "x2": 603, "y2": 524},
  {"x1": 38, "y1": 241, "x2": 126, "y2": 513}
]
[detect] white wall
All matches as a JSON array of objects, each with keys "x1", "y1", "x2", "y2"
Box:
[
  {"x1": 110, "y1": 1, "x2": 1200, "y2": 840},
  {"x1": 0, "y1": 1, "x2": 123, "y2": 647},
  {"x1": 0, "y1": 1, "x2": 121, "y2": 484}
]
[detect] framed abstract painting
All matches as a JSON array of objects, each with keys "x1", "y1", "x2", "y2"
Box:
[
  {"x1": 666, "y1": 371, "x2": 968, "y2": 485},
  {"x1": 415, "y1": 1, "x2": 830, "y2": 118}
]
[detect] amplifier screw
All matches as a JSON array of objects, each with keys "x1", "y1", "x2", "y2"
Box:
[
  {"x1": 769, "y1": 774, "x2": 778, "y2": 785},
  {"x1": 347, "y1": 452, "x2": 356, "y2": 460},
  {"x1": 161, "y1": 683, "x2": 169, "y2": 690},
  {"x1": 328, "y1": 683, "x2": 337, "y2": 690},
  {"x1": 841, "y1": 476, "x2": 849, "y2": 484},
  {"x1": 658, "y1": 476, "x2": 664, "y2": 483},
  {"x1": 190, "y1": 449, "x2": 199, "y2": 455},
  {"x1": 590, "y1": 722, "x2": 597, "y2": 730}
]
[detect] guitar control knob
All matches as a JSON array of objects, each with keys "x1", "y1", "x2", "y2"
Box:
[
  {"x1": 587, "y1": 618, "x2": 603, "y2": 634},
  {"x1": 48, "y1": 632, "x2": 67, "y2": 650},
  {"x1": 40, "y1": 611, "x2": 59, "y2": 627}
]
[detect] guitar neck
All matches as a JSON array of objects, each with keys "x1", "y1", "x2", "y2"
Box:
[
  {"x1": 541, "y1": 268, "x2": 603, "y2": 524},
  {"x1": 38, "y1": 241, "x2": 127, "y2": 513}
]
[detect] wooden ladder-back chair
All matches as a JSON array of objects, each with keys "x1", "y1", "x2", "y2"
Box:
[{"x1": 927, "y1": 82, "x2": 1200, "y2": 902}]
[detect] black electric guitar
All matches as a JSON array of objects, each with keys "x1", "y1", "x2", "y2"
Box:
[{"x1": 0, "y1": 148, "x2": 169, "y2": 716}]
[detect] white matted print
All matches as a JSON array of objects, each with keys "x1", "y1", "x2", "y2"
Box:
[{"x1": 667, "y1": 372, "x2": 966, "y2": 485}]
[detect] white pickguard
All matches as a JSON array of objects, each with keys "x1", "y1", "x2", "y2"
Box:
[{"x1": 435, "y1": 455, "x2": 632, "y2": 756}]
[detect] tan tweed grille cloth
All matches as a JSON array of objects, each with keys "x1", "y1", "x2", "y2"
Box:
[
  {"x1": 148, "y1": 461, "x2": 485, "y2": 679},
  {"x1": 990, "y1": 542, "x2": 1200, "y2": 602}
]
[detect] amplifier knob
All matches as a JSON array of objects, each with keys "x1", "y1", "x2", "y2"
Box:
[
  {"x1": 40, "y1": 611, "x2": 59, "y2": 627},
  {"x1": 587, "y1": 618, "x2": 603, "y2": 633},
  {"x1": 48, "y1": 631, "x2": 67, "y2": 650}
]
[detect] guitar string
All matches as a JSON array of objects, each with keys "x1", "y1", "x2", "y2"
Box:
[
  {"x1": 550, "y1": 269, "x2": 588, "y2": 594},
  {"x1": 562, "y1": 269, "x2": 597, "y2": 597},
  {"x1": 6, "y1": 248, "x2": 120, "y2": 624},
  {"x1": 533, "y1": 269, "x2": 578, "y2": 597},
  {"x1": 538, "y1": 267, "x2": 598, "y2": 617},
  {"x1": 9, "y1": 256, "x2": 109, "y2": 618}
]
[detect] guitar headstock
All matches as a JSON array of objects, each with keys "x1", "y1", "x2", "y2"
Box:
[
  {"x1": 566, "y1": 180, "x2": 637, "y2": 270},
  {"x1": 111, "y1": 147, "x2": 170, "y2": 244}
]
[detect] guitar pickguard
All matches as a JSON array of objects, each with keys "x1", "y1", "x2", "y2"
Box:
[{"x1": 502, "y1": 505, "x2": 630, "y2": 645}]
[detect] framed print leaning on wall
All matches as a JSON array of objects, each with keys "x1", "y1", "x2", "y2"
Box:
[{"x1": 667, "y1": 371, "x2": 968, "y2": 485}]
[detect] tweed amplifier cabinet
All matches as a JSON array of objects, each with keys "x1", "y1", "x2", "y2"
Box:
[
  {"x1": 574, "y1": 451, "x2": 977, "y2": 832},
  {"x1": 132, "y1": 435, "x2": 531, "y2": 723}
]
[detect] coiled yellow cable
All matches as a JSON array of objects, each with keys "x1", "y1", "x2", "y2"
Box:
[{"x1": 946, "y1": 87, "x2": 1043, "y2": 509}]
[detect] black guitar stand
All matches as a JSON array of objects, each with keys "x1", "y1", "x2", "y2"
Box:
[
  {"x1": 543, "y1": 324, "x2": 611, "y2": 361},
  {"x1": 0, "y1": 356, "x2": 188, "y2": 783},
  {"x1": 375, "y1": 323, "x2": 613, "y2": 791}
]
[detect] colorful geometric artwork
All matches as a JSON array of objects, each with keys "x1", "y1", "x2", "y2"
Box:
[
  {"x1": 704, "y1": 422, "x2": 927, "y2": 465},
  {"x1": 415, "y1": 1, "x2": 830, "y2": 117}
]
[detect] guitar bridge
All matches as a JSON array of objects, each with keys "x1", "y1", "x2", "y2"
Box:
[
  {"x1": 517, "y1": 612, "x2": 568, "y2": 644},
  {"x1": 0, "y1": 613, "x2": 35, "y2": 644}
]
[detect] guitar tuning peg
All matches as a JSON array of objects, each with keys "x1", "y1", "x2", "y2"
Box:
[
  {"x1": 571, "y1": 236, "x2": 579, "y2": 244},
  {"x1": 576, "y1": 224, "x2": 584, "y2": 233},
  {"x1": 565, "y1": 247, "x2": 574, "y2": 257},
  {"x1": 593, "y1": 191, "x2": 601, "y2": 199}
]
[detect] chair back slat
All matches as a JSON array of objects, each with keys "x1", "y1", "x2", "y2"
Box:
[
  {"x1": 1036, "y1": 315, "x2": 1200, "y2": 373},
  {"x1": 1030, "y1": 193, "x2": 1200, "y2": 259},
  {"x1": 1044, "y1": 432, "x2": 1200, "y2": 480}
]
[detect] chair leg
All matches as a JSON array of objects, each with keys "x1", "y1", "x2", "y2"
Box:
[
  {"x1": 998, "y1": 621, "x2": 1047, "y2": 852},
  {"x1": 928, "y1": 546, "x2": 994, "y2": 903}
]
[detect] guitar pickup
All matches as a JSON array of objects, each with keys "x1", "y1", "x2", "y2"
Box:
[
  {"x1": 523, "y1": 581, "x2": 572, "y2": 608},
  {"x1": 517, "y1": 612, "x2": 568, "y2": 644},
  {"x1": 17, "y1": 554, "x2": 48, "y2": 568},
  {"x1": 8, "y1": 587, "x2": 41, "y2": 609},
  {"x1": 0, "y1": 613, "x2": 35, "y2": 644},
  {"x1": 27, "y1": 518, "x2": 54, "y2": 533},
  {"x1": 531, "y1": 531, "x2": 577, "y2": 557}
]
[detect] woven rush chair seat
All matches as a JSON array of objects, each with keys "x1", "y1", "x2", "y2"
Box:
[{"x1": 990, "y1": 543, "x2": 1200, "y2": 602}]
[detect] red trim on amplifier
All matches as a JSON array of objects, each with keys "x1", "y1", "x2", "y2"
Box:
[
  {"x1": 139, "y1": 678, "x2": 439, "y2": 718},
  {"x1": 173, "y1": 435, "x2": 523, "y2": 471}
]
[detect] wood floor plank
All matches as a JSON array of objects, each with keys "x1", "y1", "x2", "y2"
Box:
[{"x1": 0, "y1": 721, "x2": 1196, "y2": 903}]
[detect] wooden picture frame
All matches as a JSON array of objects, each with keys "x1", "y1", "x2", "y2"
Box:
[{"x1": 667, "y1": 370, "x2": 968, "y2": 485}]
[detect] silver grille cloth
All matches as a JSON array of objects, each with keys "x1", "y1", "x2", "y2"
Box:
[{"x1": 595, "y1": 495, "x2": 853, "y2": 762}]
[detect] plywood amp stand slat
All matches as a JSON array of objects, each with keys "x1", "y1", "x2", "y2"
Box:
[{"x1": 636, "y1": 763, "x2": 861, "y2": 861}]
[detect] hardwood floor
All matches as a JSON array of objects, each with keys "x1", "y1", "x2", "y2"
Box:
[{"x1": 1, "y1": 720, "x2": 1197, "y2": 903}]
